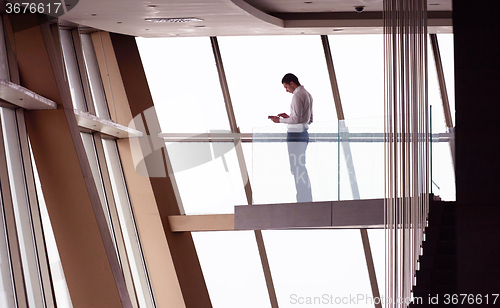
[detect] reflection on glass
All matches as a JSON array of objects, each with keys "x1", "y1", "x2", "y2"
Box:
[
  {"x1": 136, "y1": 37, "x2": 229, "y2": 133},
  {"x1": 263, "y1": 230, "x2": 373, "y2": 308},
  {"x1": 192, "y1": 231, "x2": 271, "y2": 308}
]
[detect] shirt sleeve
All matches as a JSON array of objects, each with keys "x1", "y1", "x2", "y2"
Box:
[
  {"x1": 280, "y1": 90, "x2": 312, "y2": 124},
  {"x1": 280, "y1": 93, "x2": 303, "y2": 124}
]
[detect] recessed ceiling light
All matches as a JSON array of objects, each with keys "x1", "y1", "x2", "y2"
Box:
[
  {"x1": 148, "y1": 4, "x2": 157, "y2": 7},
  {"x1": 145, "y1": 17, "x2": 204, "y2": 23}
]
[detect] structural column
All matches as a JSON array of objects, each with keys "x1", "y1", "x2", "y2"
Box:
[
  {"x1": 10, "y1": 14, "x2": 130, "y2": 308},
  {"x1": 453, "y1": 0, "x2": 500, "y2": 294}
]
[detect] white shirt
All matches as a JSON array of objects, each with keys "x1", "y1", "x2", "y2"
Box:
[{"x1": 280, "y1": 85, "x2": 313, "y2": 132}]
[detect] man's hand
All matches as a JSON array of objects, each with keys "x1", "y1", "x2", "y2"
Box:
[
  {"x1": 278, "y1": 113, "x2": 289, "y2": 118},
  {"x1": 268, "y1": 115, "x2": 280, "y2": 123}
]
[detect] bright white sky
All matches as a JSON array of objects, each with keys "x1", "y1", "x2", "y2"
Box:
[{"x1": 134, "y1": 33, "x2": 455, "y2": 308}]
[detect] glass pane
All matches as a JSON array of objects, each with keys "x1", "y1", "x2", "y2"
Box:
[
  {"x1": 136, "y1": 37, "x2": 230, "y2": 133},
  {"x1": 428, "y1": 38, "x2": 446, "y2": 133},
  {"x1": 168, "y1": 141, "x2": 247, "y2": 214},
  {"x1": 438, "y1": 33, "x2": 455, "y2": 125},
  {"x1": 60, "y1": 29, "x2": 88, "y2": 111},
  {"x1": 31, "y1": 146, "x2": 73, "y2": 308},
  {"x1": 0, "y1": 108, "x2": 44, "y2": 307},
  {"x1": 429, "y1": 34, "x2": 455, "y2": 130},
  {"x1": 192, "y1": 231, "x2": 271, "y2": 308},
  {"x1": 102, "y1": 139, "x2": 155, "y2": 308},
  {"x1": 263, "y1": 229, "x2": 373, "y2": 307},
  {"x1": 80, "y1": 133, "x2": 116, "y2": 243},
  {"x1": 328, "y1": 35, "x2": 384, "y2": 123},
  {"x1": 339, "y1": 118, "x2": 384, "y2": 201},
  {"x1": 252, "y1": 122, "x2": 339, "y2": 204},
  {"x1": 0, "y1": 156, "x2": 16, "y2": 308},
  {"x1": 430, "y1": 126, "x2": 456, "y2": 201},
  {"x1": 217, "y1": 35, "x2": 336, "y2": 133},
  {"x1": 368, "y1": 229, "x2": 385, "y2": 300},
  {"x1": 428, "y1": 34, "x2": 455, "y2": 201},
  {"x1": 80, "y1": 33, "x2": 110, "y2": 119}
]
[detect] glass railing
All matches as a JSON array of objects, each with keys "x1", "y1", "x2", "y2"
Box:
[
  {"x1": 252, "y1": 119, "x2": 385, "y2": 205},
  {"x1": 159, "y1": 116, "x2": 455, "y2": 214},
  {"x1": 252, "y1": 117, "x2": 455, "y2": 205}
]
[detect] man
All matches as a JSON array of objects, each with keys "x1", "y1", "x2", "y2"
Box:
[{"x1": 269, "y1": 73, "x2": 313, "y2": 202}]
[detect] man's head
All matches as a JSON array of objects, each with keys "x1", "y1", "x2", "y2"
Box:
[{"x1": 282, "y1": 73, "x2": 301, "y2": 93}]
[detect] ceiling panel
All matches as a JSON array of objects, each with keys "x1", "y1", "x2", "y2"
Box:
[{"x1": 59, "y1": 0, "x2": 452, "y2": 37}]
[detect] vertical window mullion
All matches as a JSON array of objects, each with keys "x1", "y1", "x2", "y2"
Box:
[
  {"x1": 80, "y1": 32, "x2": 112, "y2": 120},
  {"x1": 102, "y1": 138, "x2": 156, "y2": 308},
  {"x1": 80, "y1": 132, "x2": 118, "y2": 251},
  {"x1": 0, "y1": 107, "x2": 46, "y2": 308},
  {"x1": 15, "y1": 108, "x2": 56, "y2": 308},
  {"x1": 0, "y1": 109, "x2": 24, "y2": 308},
  {"x1": 70, "y1": 29, "x2": 96, "y2": 115},
  {"x1": 60, "y1": 29, "x2": 88, "y2": 112}
]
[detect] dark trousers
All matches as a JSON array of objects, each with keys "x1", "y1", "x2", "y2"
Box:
[{"x1": 287, "y1": 131, "x2": 312, "y2": 202}]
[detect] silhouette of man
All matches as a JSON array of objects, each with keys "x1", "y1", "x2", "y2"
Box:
[{"x1": 269, "y1": 73, "x2": 313, "y2": 202}]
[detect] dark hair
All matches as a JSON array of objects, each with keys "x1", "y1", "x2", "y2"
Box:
[{"x1": 281, "y1": 73, "x2": 300, "y2": 86}]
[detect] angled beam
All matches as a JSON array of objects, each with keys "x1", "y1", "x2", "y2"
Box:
[
  {"x1": 321, "y1": 34, "x2": 380, "y2": 308},
  {"x1": 430, "y1": 33, "x2": 455, "y2": 168},
  {"x1": 211, "y1": 36, "x2": 278, "y2": 308},
  {"x1": 429, "y1": 34, "x2": 453, "y2": 129},
  {"x1": 321, "y1": 35, "x2": 345, "y2": 120},
  {"x1": 360, "y1": 229, "x2": 382, "y2": 308}
]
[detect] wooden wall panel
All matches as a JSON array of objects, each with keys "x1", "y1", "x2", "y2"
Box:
[{"x1": 12, "y1": 14, "x2": 130, "y2": 308}]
